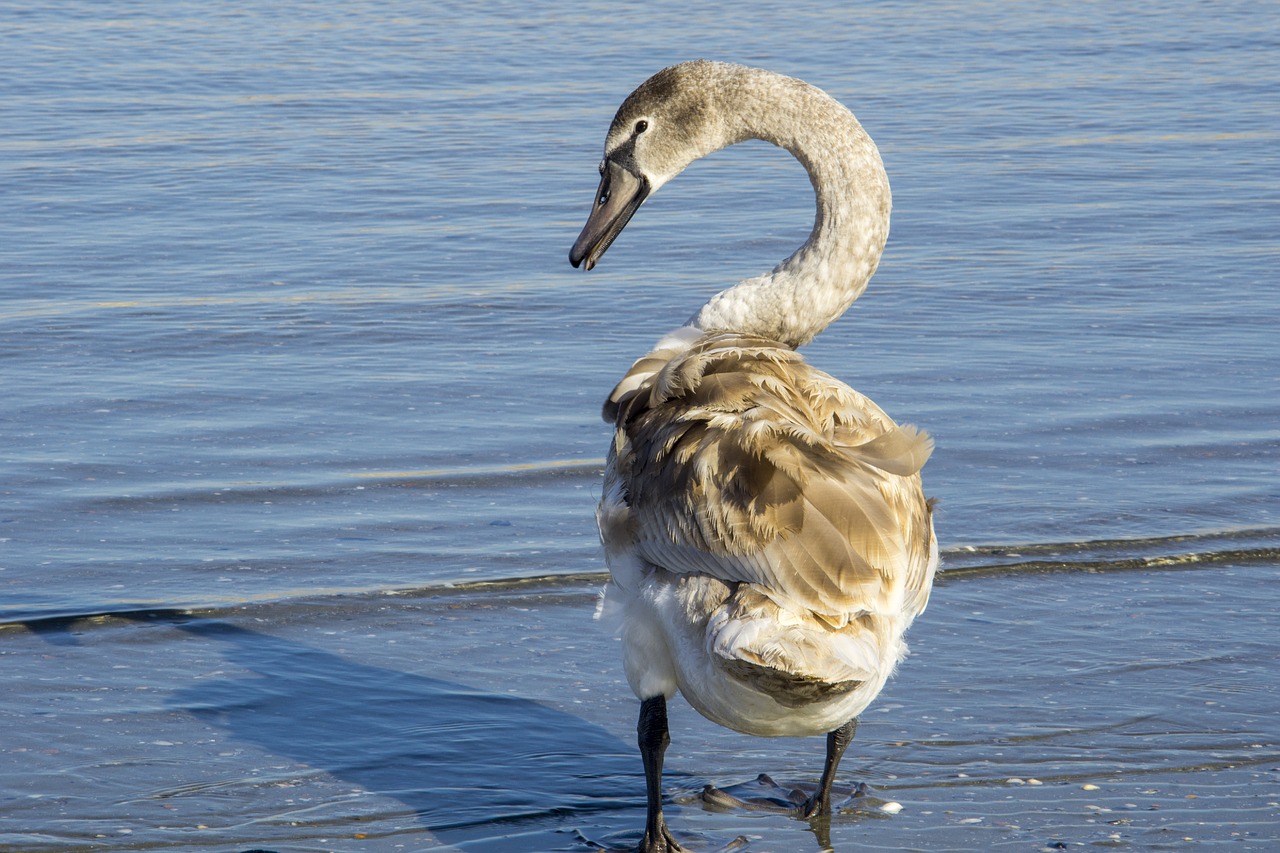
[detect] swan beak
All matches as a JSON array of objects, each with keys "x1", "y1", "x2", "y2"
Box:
[{"x1": 570, "y1": 159, "x2": 650, "y2": 270}]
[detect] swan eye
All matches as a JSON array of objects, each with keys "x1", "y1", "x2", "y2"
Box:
[{"x1": 634, "y1": 119, "x2": 649, "y2": 134}]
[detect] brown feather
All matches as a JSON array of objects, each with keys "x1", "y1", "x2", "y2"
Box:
[{"x1": 603, "y1": 332, "x2": 936, "y2": 620}]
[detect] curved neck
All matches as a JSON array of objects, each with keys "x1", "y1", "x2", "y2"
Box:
[{"x1": 687, "y1": 70, "x2": 891, "y2": 348}]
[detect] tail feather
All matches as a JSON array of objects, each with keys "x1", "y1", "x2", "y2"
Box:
[{"x1": 705, "y1": 585, "x2": 895, "y2": 690}]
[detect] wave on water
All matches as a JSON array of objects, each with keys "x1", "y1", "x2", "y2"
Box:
[
  {"x1": 938, "y1": 526, "x2": 1280, "y2": 578},
  {"x1": 4, "y1": 528, "x2": 1276, "y2": 633}
]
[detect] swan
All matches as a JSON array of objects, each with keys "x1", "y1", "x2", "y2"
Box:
[{"x1": 569, "y1": 60, "x2": 937, "y2": 852}]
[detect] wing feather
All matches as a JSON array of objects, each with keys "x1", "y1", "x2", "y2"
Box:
[{"x1": 602, "y1": 332, "x2": 937, "y2": 620}]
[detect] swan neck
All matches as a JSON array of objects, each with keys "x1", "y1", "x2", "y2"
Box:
[{"x1": 689, "y1": 71, "x2": 890, "y2": 348}]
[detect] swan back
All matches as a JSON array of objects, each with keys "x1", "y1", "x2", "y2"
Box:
[{"x1": 602, "y1": 333, "x2": 935, "y2": 622}]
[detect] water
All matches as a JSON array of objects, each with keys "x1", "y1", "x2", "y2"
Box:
[{"x1": 2, "y1": 1, "x2": 1277, "y2": 850}]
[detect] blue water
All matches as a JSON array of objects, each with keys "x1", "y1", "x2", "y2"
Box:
[{"x1": 2, "y1": 2, "x2": 1278, "y2": 850}]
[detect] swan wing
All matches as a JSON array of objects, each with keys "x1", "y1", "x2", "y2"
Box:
[{"x1": 604, "y1": 332, "x2": 936, "y2": 621}]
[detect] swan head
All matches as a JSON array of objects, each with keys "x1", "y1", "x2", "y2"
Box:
[{"x1": 570, "y1": 61, "x2": 735, "y2": 271}]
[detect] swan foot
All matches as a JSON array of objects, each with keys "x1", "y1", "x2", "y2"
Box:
[
  {"x1": 701, "y1": 774, "x2": 804, "y2": 811},
  {"x1": 797, "y1": 779, "x2": 870, "y2": 819},
  {"x1": 638, "y1": 818, "x2": 689, "y2": 853},
  {"x1": 567, "y1": 827, "x2": 745, "y2": 853},
  {"x1": 700, "y1": 773, "x2": 870, "y2": 816},
  {"x1": 698, "y1": 718, "x2": 866, "y2": 826},
  {"x1": 637, "y1": 829, "x2": 749, "y2": 853}
]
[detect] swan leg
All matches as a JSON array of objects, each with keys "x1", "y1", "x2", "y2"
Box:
[
  {"x1": 799, "y1": 718, "x2": 858, "y2": 818},
  {"x1": 637, "y1": 695, "x2": 687, "y2": 853}
]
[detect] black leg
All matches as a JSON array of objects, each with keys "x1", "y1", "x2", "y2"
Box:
[
  {"x1": 637, "y1": 695, "x2": 686, "y2": 852},
  {"x1": 800, "y1": 717, "x2": 857, "y2": 818}
]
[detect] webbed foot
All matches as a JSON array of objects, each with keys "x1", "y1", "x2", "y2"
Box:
[
  {"x1": 638, "y1": 817, "x2": 688, "y2": 853},
  {"x1": 797, "y1": 780, "x2": 870, "y2": 818},
  {"x1": 633, "y1": 821, "x2": 747, "y2": 852},
  {"x1": 700, "y1": 773, "x2": 869, "y2": 817}
]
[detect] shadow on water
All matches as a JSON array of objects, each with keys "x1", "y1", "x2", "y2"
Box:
[
  {"x1": 14, "y1": 606, "x2": 861, "y2": 852},
  {"x1": 116, "y1": 612, "x2": 643, "y2": 851}
]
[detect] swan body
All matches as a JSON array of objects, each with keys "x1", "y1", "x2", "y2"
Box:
[{"x1": 570, "y1": 60, "x2": 936, "y2": 851}]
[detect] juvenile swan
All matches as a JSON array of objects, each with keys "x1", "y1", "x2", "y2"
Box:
[{"x1": 570, "y1": 61, "x2": 937, "y2": 852}]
